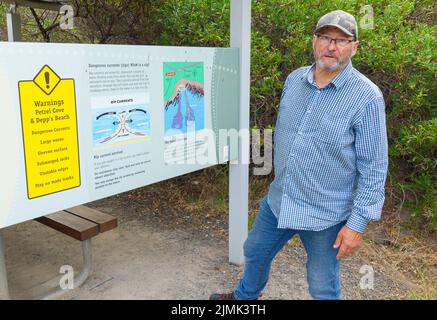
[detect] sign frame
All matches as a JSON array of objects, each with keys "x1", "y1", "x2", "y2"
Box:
[{"x1": 0, "y1": 0, "x2": 251, "y2": 301}]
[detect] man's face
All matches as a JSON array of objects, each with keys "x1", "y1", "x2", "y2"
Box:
[{"x1": 312, "y1": 27, "x2": 359, "y2": 72}]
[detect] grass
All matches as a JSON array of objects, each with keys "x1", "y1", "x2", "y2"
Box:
[{"x1": 361, "y1": 206, "x2": 437, "y2": 299}]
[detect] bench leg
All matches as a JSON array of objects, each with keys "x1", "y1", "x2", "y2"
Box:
[
  {"x1": 73, "y1": 239, "x2": 93, "y2": 289},
  {"x1": 40, "y1": 239, "x2": 92, "y2": 300},
  {"x1": 0, "y1": 232, "x2": 10, "y2": 300}
]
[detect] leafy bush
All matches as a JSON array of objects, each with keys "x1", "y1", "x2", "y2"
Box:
[
  {"x1": 0, "y1": 0, "x2": 435, "y2": 229},
  {"x1": 393, "y1": 119, "x2": 437, "y2": 228},
  {"x1": 154, "y1": 0, "x2": 436, "y2": 230}
]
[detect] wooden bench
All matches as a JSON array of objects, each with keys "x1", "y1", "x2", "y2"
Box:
[
  {"x1": 35, "y1": 205, "x2": 118, "y2": 241},
  {"x1": 30, "y1": 205, "x2": 118, "y2": 299},
  {"x1": 0, "y1": 205, "x2": 117, "y2": 300}
]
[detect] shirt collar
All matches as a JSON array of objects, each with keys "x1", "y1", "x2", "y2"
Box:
[{"x1": 302, "y1": 61, "x2": 353, "y2": 90}]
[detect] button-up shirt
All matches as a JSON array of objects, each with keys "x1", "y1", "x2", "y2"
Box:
[{"x1": 267, "y1": 61, "x2": 388, "y2": 233}]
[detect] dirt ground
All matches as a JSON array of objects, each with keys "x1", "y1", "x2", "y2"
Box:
[{"x1": 2, "y1": 190, "x2": 412, "y2": 300}]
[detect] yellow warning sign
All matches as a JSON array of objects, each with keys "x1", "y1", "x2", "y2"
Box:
[
  {"x1": 33, "y1": 65, "x2": 61, "y2": 95},
  {"x1": 18, "y1": 65, "x2": 80, "y2": 199}
]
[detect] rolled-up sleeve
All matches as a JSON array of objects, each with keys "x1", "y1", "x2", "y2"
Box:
[{"x1": 346, "y1": 96, "x2": 389, "y2": 233}]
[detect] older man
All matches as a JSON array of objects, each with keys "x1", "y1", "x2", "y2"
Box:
[{"x1": 210, "y1": 10, "x2": 388, "y2": 300}]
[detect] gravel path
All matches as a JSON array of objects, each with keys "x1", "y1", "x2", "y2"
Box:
[
  {"x1": 3, "y1": 191, "x2": 410, "y2": 300},
  {"x1": 85, "y1": 192, "x2": 410, "y2": 300}
]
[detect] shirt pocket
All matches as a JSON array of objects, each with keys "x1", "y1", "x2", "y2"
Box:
[{"x1": 313, "y1": 115, "x2": 348, "y2": 146}]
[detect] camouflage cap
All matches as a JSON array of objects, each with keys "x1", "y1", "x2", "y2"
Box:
[{"x1": 315, "y1": 10, "x2": 358, "y2": 40}]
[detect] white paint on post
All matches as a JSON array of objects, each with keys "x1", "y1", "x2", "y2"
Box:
[
  {"x1": 1, "y1": 7, "x2": 21, "y2": 300},
  {"x1": 7, "y1": 11, "x2": 21, "y2": 42},
  {"x1": 229, "y1": 0, "x2": 251, "y2": 265},
  {"x1": 0, "y1": 234, "x2": 10, "y2": 300}
]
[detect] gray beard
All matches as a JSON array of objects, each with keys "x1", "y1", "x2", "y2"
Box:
[{"x1": 315, "y1": 56, "x2": 350, "y2": 72}]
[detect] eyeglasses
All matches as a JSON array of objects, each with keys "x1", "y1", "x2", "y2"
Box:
[{"x1": 315, "y1": 34, "x2": 355, "y2": 47}]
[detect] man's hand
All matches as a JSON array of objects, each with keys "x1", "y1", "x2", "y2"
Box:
[{"x1": 333, "y1": 226, "x2": 363, "y2": 260}]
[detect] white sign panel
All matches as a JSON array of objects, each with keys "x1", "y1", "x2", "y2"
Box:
[{"x1": 0, "y1": 42, "x2": 240, "y2": 228}]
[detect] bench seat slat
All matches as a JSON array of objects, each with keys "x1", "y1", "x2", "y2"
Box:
[
  {"x1": 65, "y1": 206, "x2": 118, "y2": 232},
  {"x1": 35, "y1": 211, "x2": 99, "y2": 241}
]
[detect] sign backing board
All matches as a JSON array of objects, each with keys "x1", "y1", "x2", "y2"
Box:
[{"x1": 0, "y1": 42, "x2": 240, "y2": 228}]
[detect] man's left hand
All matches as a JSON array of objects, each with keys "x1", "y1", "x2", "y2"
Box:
[{"x1": 333, "y1": 226, "x2": 363, "y2": 260}]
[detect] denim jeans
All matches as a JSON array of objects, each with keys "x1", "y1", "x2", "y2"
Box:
[{"x1": 234, "y1": 196, "x2": 346, "y2": 300}]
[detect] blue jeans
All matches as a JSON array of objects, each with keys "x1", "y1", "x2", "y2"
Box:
[{"x1": 234, "y1": 196, "x2": 346, "y2": 300}]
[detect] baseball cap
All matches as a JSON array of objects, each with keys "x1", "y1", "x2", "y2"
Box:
[{"x1": 315, "y1": 10, "x2": 358, "y2": 40}]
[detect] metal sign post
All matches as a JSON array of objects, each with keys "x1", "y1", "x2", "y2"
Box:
[
  {"x1": 0, "y1": 3, "x2": 23, "y2": 300},
  {"x1": 2, "y1": 0, "x2": 65, "y2": 11},
  {"x1": 6, "y1": 5, "x2": 20, "y2": 41},
  {"x1": 229, "y1": 0, "x2": 250, "y2": 265},
  {"x1": 0, "y1": 234, "x2": 9, "y2": 300}
]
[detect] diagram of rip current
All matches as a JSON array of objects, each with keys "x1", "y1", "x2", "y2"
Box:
[{"x1": 95, "y1": 108, "x2": 148, "y2": 143}]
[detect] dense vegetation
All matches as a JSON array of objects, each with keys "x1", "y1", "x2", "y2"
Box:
[{"x1": 0, "y1": 0, "x2": 435, "y2": 230}]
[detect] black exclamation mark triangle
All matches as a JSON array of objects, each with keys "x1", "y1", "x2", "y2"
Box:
[
  {"x1": 33, "y1": 65, "x2": 62, "y2": 95},
  {"x1": 45, "y1": 72, "x2": 50, "y2": 89}
]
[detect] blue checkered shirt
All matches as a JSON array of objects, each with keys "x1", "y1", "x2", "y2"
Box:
[{"x1": 267, "y1": 61, "x2": 388, "y2": 233}]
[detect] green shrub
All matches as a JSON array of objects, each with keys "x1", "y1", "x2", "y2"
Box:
[
  {"x1": 393, "y1": 119, "x2": 437, "y2": 229},
  {"x1": 154, "y1": 0, "x2": 436, "y2": 230},
  {"x1": 0, "y1": 0, "x2": 435, "y2": 230}
]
